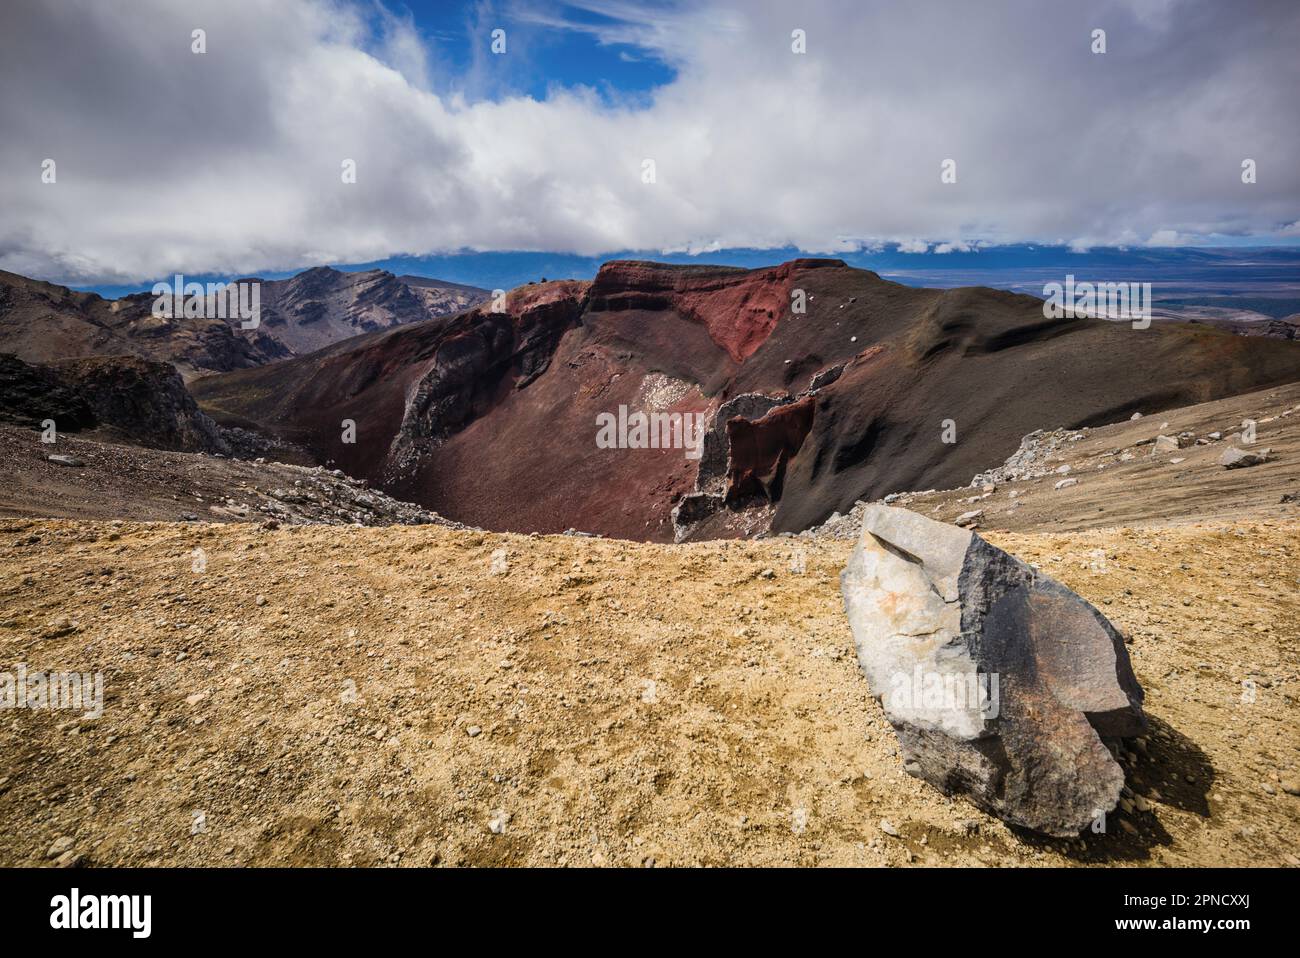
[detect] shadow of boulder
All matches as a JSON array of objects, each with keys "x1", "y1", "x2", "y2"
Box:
[{"x1": 1010, "y1": 714, "x2": 1213, "y2": 862}]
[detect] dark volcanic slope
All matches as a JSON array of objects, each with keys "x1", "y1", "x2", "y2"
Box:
[
  {"x1": 0, "y1": 267, "x2": 487, "y2": 379},
  {"x1": 191, "y1": 259, "x2": 1300, "y2": 541}
]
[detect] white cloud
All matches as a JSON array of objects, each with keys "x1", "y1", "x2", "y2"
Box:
[{"x1": 1, "y1": 0, "x2": 1297, "y2": 284}]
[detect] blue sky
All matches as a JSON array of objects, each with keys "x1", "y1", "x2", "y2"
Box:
[{"x1": 387, "y1": 0, "x2": 676, "y2": 102}]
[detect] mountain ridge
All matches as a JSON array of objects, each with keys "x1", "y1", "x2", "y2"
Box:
[{"x1": 190, "y1": 258, "x2": 1300, "y2": 540}]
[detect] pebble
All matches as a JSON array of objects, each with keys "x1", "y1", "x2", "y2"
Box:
[
  {"x1": 47, "y1": 836, "x2": 74, "y2": 858},
  {"x1": 466, "y1": 725, "x2": 482, "y2": 738},
  {"x1": 879, "y1": 819, "x2": 899, "y2": 837}
]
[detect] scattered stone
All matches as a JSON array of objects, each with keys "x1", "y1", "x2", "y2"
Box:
[
  {"x1": 46, "y1": 454, "x2": 84, "y2": 467},
  {"x1": 1219, "y1": 447, "x2": 1271, "y2": 469},
  {"x1": 47, "y1": 836, "x2": 74, "y2": 858},
  {"x1": 1054, "y1": 478, "x2": 1079, "y2": 489},
  {"x1": 42, "y1": 616, "x2": 79, "y2": 639},
  {"x1": 466, "y1": 725, "x2": 482, "y2": 738},
  {"x1": 1281, "y1": 779, "x2": 1300, "y2": 796},
  {"x1": 879, "y1": 819, "x2": 899, "y2": 837},
  {"x1": 954, "y1": 510, "x2": 982, "y2": 527},
  {"x1": 254, "y1": 594, "x2": 267, "y2": 607},
  {"x1": 488, "y1": 810, "x2": 510, "y2": 834},
  {"x1": 840, "y1": 505, "x2": 1146, "y2": 836},
  {"x1": 1130, "y1": 412, "x2": 1143, "y2": 420},
  {"x1": 1151, "y1": 435, "x2": 1181, "y2": 455}
]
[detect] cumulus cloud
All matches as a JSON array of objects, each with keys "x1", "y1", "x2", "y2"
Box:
[{"x1": 1, "y1": 0, "x2": 1297, "y2": 284}]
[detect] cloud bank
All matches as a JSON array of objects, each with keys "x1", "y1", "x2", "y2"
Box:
[{"x1": 1, "y1": 0, "x2": 1297, "y2": 284}]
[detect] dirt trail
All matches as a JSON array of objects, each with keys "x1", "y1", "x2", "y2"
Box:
[{"x1": 2, "y1": 516, "x2": 1296, "y2": 867}]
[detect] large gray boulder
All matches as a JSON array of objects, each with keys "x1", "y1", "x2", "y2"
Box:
[{"x1": 840, "y1": 504, "x2": 1145, "y2": 836}]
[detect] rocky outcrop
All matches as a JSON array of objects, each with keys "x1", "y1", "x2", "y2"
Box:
[
  {"x1": 725, "y1": 396, "x2": 815, "y2": 503},
  {"x1": 0, "y1": 353, "x2": 97, "y2": 431},
  {"x1": 53, "y1": 356, "x2": 230, "y2": 454},
  {"x1": 840, "y1": 504, "x2": 1146, "y2": 836},
  {"x1": 670, "y1": 392, "x2": 795, "y2": 541},
  {"x1": 0, "y1": 353, "x2": 228, "y2": 454}
]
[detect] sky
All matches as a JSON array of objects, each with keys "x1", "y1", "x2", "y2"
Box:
[{"x1": 1, "y1": 0, "x2": 1298, "y2": 289}]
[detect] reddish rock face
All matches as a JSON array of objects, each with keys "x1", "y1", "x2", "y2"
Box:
[
  {"x1": 725, "y1": 395, "x2": 815, "y2": 503},
  {"x1": 591, "y1": 259, "x2": 842, "y2": 363}
]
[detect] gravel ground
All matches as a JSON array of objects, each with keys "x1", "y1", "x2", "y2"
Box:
[{"x1": 1, "y1": 516, "x2": 1296, "y2": 867}]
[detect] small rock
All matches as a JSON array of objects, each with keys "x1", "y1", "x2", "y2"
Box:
[
  {"x1": 1054, "y1": 478, "x2": 1079, "y2": 489},
  {"x1": 879, "y1": 819, "x2": 899, "y2": 837},
  {"x1": 466, "y1": 725, "x2": 482, "y2": 738},
  {"x1": 47, "y1": 836, "x2": 74, "y2": 858},
  {"x1": 1219, "y1": 446, "x2": 1271, "y2": 469},
  {"x1": 47, "y1": 454, "x2": 84, "y2": 467}
]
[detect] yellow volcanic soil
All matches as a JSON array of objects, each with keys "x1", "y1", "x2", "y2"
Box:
[{"x1": 1, "y1": 516, "x2": 1297, "y2": 867}]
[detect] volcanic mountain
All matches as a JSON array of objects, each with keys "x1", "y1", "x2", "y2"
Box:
[
  {"x1": 0, "y1": 267, "x2": 488, "y2": 380},
  {"x1": 191, "y1": 258, "x2": 1300, "y2": 542}
]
